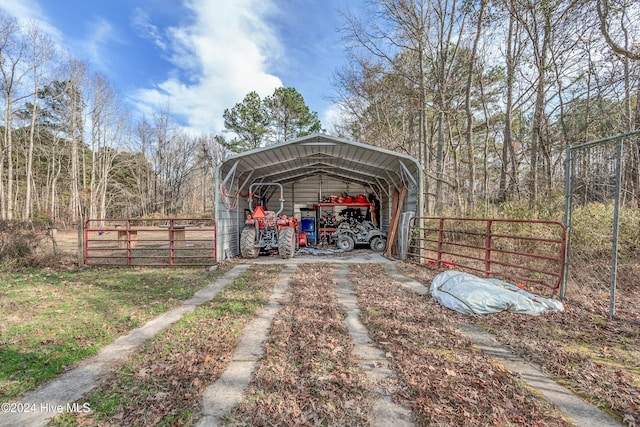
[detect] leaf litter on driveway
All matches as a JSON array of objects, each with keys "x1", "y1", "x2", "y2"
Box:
[
  {"x1": 47, "y1": 259, "x2": 637, "y2": 426},
  {"x1": 351, "y1": 263, "x2": 572, "y2": 426},
  {"x1": 397, "y1": 261, "x2": 640, "y2": 426},
  {"x1": 227, "y1": 263, "x2": 373, "y2": 426}
]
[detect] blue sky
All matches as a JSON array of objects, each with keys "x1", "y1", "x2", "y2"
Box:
[{"x1": 0, "y1": 0, "x2": 364, "y2": 134}]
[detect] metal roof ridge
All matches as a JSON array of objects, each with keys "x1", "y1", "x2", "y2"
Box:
[{"x1": 221, "y1": 132, "x2": 422, "y2": 169}]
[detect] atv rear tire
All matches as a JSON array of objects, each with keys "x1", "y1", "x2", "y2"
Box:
[
  {"x1": 240, "y1": 226, "x2": 259, "y2": 258},
  {"x1": 370, "y1": 237, "x2": 387, "y2": 252},
  {"x1": 336, "y1": 234, "x2": 355, "y2": 252},
  {"x1": 278, "y1": 226, "x2": 296, "y2": 259}
]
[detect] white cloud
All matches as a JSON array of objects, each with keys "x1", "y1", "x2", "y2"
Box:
[
  {"x1": 131, "y1": 0, "x2": 284, "y2": 133},
  {"x1": 0, "y1": 0, "x2": 123, "y2": 78},
  {"x1": 321, "y1": 103, "x2": 344, "y2": 135},
  {"x1": 78, "y1": 17, "x2": 125, "y2": 73},
  {"x1": 131, "y1": 8, "x2": 167, "y2": 51},
  {"x1": 0, "y1": 0, "x2": 64, "y2": 45}
]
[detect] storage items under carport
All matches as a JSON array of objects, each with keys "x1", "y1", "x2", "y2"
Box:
[
  {"x1": 300, "y1": 209, "x2": 316, "y2": 245},
  {"x1": 214, "y1": 133, "x2": 423, "y2": 262}
]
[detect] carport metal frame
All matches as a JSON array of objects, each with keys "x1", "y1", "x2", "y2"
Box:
[{"x1": 215, "y1": 133, "x2": 424, "y2": 261}]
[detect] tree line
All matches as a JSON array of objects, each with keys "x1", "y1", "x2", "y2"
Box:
[
  {"x1": 332, "y1": 0, "x2": 639, "y2": 214},
  {"x1": 0, "y1": 10, "x2": 321, "y2": 225},
  {"x1": 1, "y1": 1, "x2": 639, "y2": 225}
]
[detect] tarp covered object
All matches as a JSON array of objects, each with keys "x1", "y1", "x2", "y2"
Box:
[{"x1": 430, "y1": 270, "x2": 564, "y2": 316}]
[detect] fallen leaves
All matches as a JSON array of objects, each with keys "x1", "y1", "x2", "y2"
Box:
[
  {"x1": 351, "y1": 263, "x2": 571, "y2": 426},
  {"x1": 228, "y1": 263, "x2": 373, "y2": 426},
  {"x1": 397, "y1": 261, "x2": 640, "y2": 426},
  {"x1": 45, "y1": 259, "x2": 639, "y2": 426}
]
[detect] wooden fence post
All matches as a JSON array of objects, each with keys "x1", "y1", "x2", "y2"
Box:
[{"x1": 77, "y1": 221, "x2": 85, "y2": 266}]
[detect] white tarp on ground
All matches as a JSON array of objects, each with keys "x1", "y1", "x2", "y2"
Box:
[{"x1": 430, "y1": 270, "x2": 564, "y2": 316}]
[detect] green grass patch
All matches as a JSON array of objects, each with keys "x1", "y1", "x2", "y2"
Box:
[
  {"x1": 50, "y1": 264, "x2": 282, "y2": 427},
  {"x1": 0, "y1": 265, "x2": 231, "y2": 403}
]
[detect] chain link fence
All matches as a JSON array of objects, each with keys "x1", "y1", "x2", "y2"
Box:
[{"x1": 563, "y1": 130, "x2": 640, "y2": 319}]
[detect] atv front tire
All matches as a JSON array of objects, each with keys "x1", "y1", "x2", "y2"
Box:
[
  {"x1": 336, "y1": 234, "x2": 355, "y2": 252},
  {"x1": 370, "y1": 237, "x2": 387, "y2": 252}
]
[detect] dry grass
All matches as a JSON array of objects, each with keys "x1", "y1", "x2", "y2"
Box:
[{"x1": 352, "y1": 263, "x2": 571, "y2": 426}]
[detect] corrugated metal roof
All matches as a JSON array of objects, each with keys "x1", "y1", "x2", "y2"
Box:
[{"x1": 217, "y1": 133, "x2": 422, "y2": 191}]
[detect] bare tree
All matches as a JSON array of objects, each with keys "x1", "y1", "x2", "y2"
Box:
[
  {"x1": 86, "y1": 73, "x2": 123, "y2": 220},
  {"x1": 597, "y1": 0, "x2": 640, "y2": 61},
  {"x1": 23, "y1": 21, "x2": 56, "y2": 220},
  {"x1": 132, "y1": 118, "x2": 154, "y2": 216},
  {"x1": 0, "y1": 12, "x2": 26, "y2": 220},
  {"x1": 597, "y1": 0, "x2": 640, "y2": 128},
  {"x1": 152, "y1": 106, "x2": 172, "y2": 216},
  {"x1": 338, "y1": 0, "x2": 448, "y2": 212},
  {"x1": 62, "y1": 60, "x2": 87, "y2": 223},
  {"x1": 463, "y1": 0, "x2": 487, "y2": 212}
]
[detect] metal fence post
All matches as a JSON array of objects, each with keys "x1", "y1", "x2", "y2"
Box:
[
  {"x1": 484, "y1": 219, "x2": 492, "y2": 278},
  {"x1": 609, "y1": 136, "x2": 624, "y2": 319},
  {"x1": 561, "y1": 145, "x2": 572, "y2": 301},
  {"x1": 437, "y1": 218, "x2": 444, "y2": 268}
]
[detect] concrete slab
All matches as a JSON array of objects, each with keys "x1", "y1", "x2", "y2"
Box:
[
  {"x1": 196, "y1": 264, "x2": 296, "y2": 427},
  {"x1": 334, "y1": 265, "x2": 415, "y2": 427},
  {"x1": 0, "y1": 265, "x2": 250, "y2": 427},
  {"x1": 247, "y1": 250, "x2": 394, "y2": 265}
]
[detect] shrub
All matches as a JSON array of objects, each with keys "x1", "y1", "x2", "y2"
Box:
[
  {"x1": 569, "y1": 202, "x2": 640, "y2": 261},
  {"x1": 0, "y1": 227, "x2": 69, "y2": 270}
]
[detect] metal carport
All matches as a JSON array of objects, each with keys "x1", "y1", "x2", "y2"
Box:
[{"x1": 214, "y1": 133, "x2": 423, "y2": 261}]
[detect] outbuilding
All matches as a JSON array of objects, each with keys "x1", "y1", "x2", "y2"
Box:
[{"x1": 214, "y1": 133, "x2": 423, "y2": 261}]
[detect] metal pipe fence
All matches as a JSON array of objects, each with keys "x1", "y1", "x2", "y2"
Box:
[
  {"x1": 407, "y1": 217, "x2": 566, "y2": 296},
  {"x1": 84, "y1": 218, "x2": 216, "y2": 267},
  {"x1": 564, "y1": 130, "x2": 640, "y2": 318}
]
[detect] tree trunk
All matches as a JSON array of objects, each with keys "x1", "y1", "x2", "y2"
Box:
[{"x1": 464, "y1": 0, "x2": 486, "y2": 213}]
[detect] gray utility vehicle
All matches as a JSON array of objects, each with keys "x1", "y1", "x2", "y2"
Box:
[{"x1": 331, "y1": 208, "x2": 387, "y2": 252}]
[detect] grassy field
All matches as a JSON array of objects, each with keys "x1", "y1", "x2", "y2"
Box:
[
  {"x1": 50, "y1": 264, "x2": 283, "y2": 426},
  {"x1": 0, "y1": 265, "x2": 231, "y2": 403}
]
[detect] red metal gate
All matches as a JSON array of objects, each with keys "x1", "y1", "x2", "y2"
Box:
[
  {"x1": 407, "y1": 217, "x2": 566, "y2": 295},
  {"x1": 84, "y1": 218, "x2": 216, "y2": 266}
]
